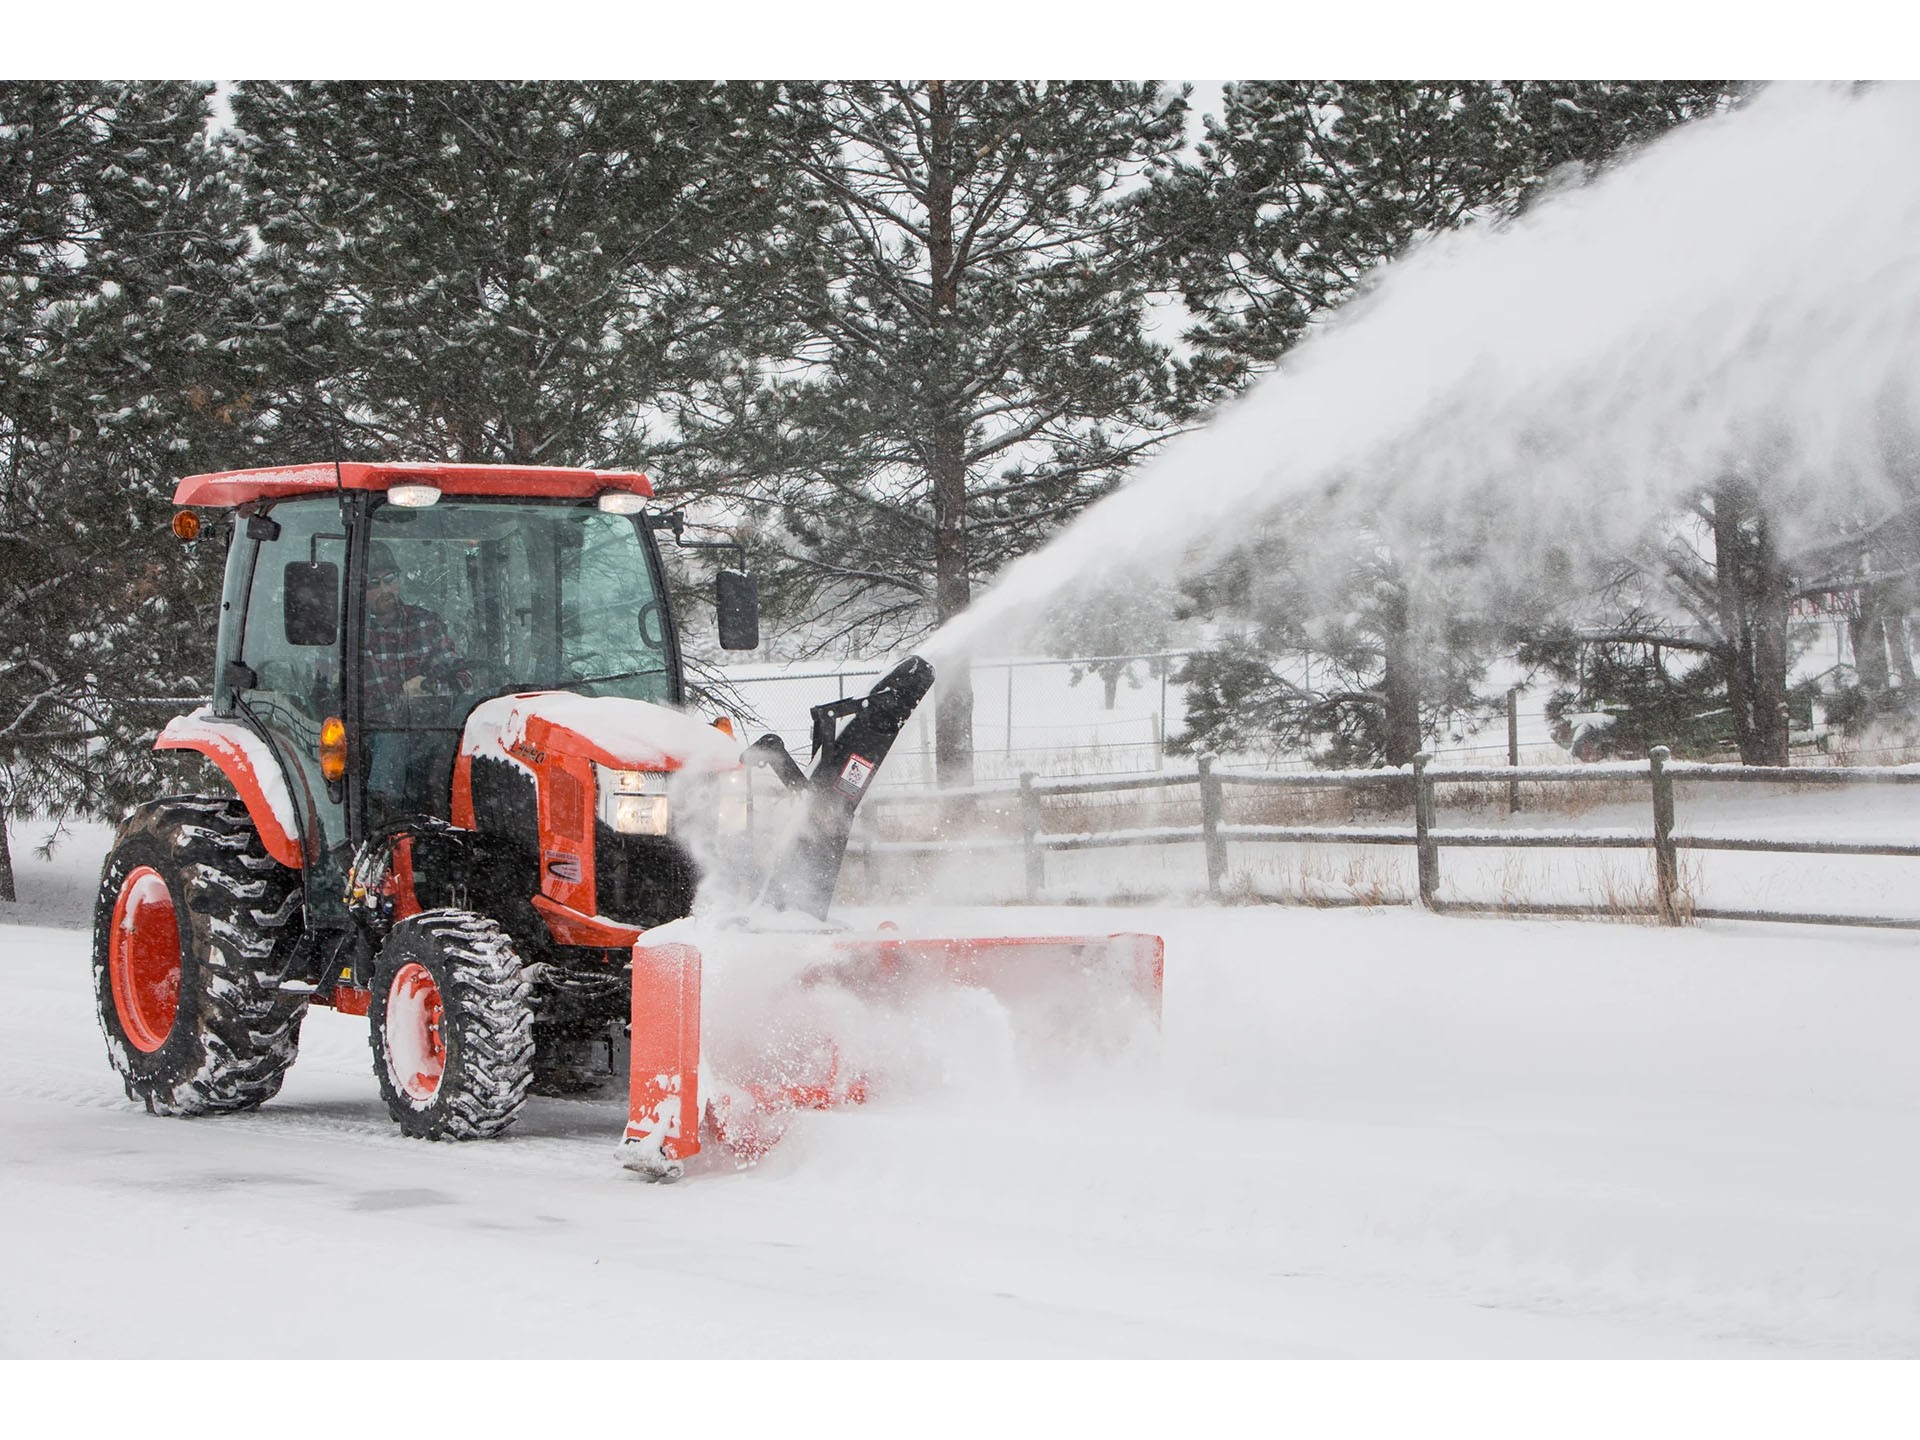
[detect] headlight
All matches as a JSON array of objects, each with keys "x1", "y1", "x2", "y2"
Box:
[{"x1": 596, "y1": 766, "x2": 671, "y2": 835}]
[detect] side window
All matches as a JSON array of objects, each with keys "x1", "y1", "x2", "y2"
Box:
[
  {"x1": 241, "y1": 501, "x2": 347, "y2": 724},
  {"x1": 238, "y1": 498, "x2": 348, "y2": 858},
  {"x1": 212, "y1": 530, "x2": 257, "y2": 714}
]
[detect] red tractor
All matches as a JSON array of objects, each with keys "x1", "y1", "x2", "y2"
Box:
[{"x1": 95, "y1": 461, "x2": 1161, "y2": 1177}]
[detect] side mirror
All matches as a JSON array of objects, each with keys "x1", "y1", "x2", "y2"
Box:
[
  {"x1": 283, "y1": 561, "x2": 340, "y2": 647},
  {"x1": 716, "y1": 570, "x2": 759, "y2": 651}
]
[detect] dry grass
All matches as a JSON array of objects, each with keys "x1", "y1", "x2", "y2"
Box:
[
  {"x1": 1492, "y1": 851, "x2": 1533, "y2": 911},
  {"x1": 1222, "y1": 783, "x2": 1373, "y2": 828},
  {"x1": 1428, "y1": 775, "x2": 1650, "y2": 819},
  {"x1": 1466, "y1": 849, "x2": 1699, "y2": 925},
  {"x1": 1209, "y1": 848, "x2": 1408, "y2": 908},
  {"x1": 1574, "y1": 859, "x2": 1669, "y2": 924},
  {"x1": 1819, "y1": 732, "x2": 1920, "y2": 768}
]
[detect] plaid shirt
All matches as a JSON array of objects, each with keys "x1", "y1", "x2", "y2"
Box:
[{"x1": 364, "y1": 600, "x2": 469, "y2": 720}]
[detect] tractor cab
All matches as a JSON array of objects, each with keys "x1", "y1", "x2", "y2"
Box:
[
  {"x1": 242, "y1": 486, "x2": 688, "y2": 838},
  {"x1": 163, "y1": 462, "x2": 760, "y2": 965}
]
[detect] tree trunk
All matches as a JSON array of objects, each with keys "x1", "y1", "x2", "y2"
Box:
[
  {"x1": 1713, "y1": 474, "x2": 1793, "y2": 766},
  {"x1": 1891, "y1": 612, "x2": 1916, "y2": 688},
  {"x1": 925, "y1": 81, "x2": 975, "y2": 787},
  {"x1": 0, "y1": 809, "x2": 14, "y2": 904},
  {"x1": 1849, "y1": 587, "x2": 1890, "y2": 696},
  {"x1": 1379, "y1": 592, "x2": 1422, "y2": 768}
]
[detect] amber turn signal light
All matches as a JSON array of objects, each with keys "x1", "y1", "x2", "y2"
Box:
[
  {"x1": 319, "y1": 716, "x2": 347, "y2": 783},
  {"x1": 171, "y1": 509, "x2": 201, "y2": 541},
  {"x1": 712, "y1": 716, "x2": 735, "y2": 738}
]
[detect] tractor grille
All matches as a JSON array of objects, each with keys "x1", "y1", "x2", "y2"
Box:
[
  {"x1": 470, "y1": 755, "x2": 539, "y2": 852},
  {"x1": 593, "y1": 824, "x2": 698, "y2": 929}
]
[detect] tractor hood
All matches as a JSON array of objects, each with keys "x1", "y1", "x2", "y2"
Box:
[{"x1": 460, "y1": 692, "x2": 744, "y2": 776}]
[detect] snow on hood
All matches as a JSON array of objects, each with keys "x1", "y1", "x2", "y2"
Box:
[{"x1": 460, "y1": 691, "x2": 744, "y2": 774}]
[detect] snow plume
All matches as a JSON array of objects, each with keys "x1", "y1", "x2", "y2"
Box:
[{"x1": 927, "y1": 82, "x2": 1920, "y2": 666}]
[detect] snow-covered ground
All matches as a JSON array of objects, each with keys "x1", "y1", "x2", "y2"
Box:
[{"x1": 6, "y1": 815, "x2": 1919, "y2": 1362}]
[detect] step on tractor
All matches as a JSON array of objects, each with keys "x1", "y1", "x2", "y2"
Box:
[{"x1": 95, "y1": 463, "x2": 1162, "y2": 1180}]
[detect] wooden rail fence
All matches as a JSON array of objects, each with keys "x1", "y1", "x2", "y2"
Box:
[{"x1": 847, "y1": 747, "x2": 1920, "y2": 930}]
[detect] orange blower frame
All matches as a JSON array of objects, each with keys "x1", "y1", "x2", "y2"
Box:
[{"x1": 622, "y1": 930, "x2": 1164, "y2": 1180}]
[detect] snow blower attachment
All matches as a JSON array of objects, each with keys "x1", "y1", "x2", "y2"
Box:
[
  {"x1": 622, "y1": 924, "x2": 1165, "y2": 1178},
  {"x1": 99, "y1": 463, "x2": 1162, "y2": 1179},
  {"x1": 620, "y1": 656, "x2": 1165, "y2": 1180}
]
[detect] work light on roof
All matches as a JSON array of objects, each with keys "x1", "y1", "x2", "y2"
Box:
[
  {"x1": 596, "y1": 490, "x2": 648, "y2": 515},
  {"x1": 386, "y1": 483, "x2": 441, "y2": 508}
]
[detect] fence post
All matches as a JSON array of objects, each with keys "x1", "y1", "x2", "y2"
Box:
[
  {"x1": 1159, "y1": 663, "x2": 1169, "y2": 769},
  {"x1": 1507, "y1": 685, "x2": 1521, "y2": 814},
  {"x1": 1413, "y1": 751, "x2": 1439, "y2": 908},
  {"x1": 1005, "y1": 662, "x2": 1015, "y2": 762},
  {"x1": 1649, "y1": 745, "x2": 1679, "y2": 923},
  {"x1": 1198, "y1": 755, "x2": 1226, "y2": 898},
  {"x1": 1020, "y1": 771, "x2": 1043, "y2": 901}
]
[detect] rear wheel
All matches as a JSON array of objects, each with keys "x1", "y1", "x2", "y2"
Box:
[
  {"x1": 91, "y1": 796, "x2": 308, "y2": 1114},
  {"x1": 369, "y1": 910, "x2": 534, "y2": 1139}
]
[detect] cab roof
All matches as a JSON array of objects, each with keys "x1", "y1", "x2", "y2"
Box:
[{"x1": 173, "y1": 461, "x2": 653, "y2": 509}]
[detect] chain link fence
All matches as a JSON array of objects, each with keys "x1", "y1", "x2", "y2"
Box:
[
  {"x1": 715, "y1": 653, "x2": 1731, "y2": 785},
  {"x1": 719, "y1": 653, "x2": 1193, "y2": 786},
  {"x1": 720, "y1": 604, "x2": 1920, "y2": 783}
]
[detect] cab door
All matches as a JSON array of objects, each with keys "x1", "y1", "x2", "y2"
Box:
[{"x1": 233, "y1": 497, "x2": 351, "y2": 909}]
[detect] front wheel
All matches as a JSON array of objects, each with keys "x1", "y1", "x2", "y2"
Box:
[{"x1": 369, "y1": 910, "x2": 534, "y2": 1140}]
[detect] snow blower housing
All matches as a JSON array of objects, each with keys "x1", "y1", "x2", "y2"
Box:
[{"x1": 93, "y1": 462, "x2": 1161, "y2": 1174}]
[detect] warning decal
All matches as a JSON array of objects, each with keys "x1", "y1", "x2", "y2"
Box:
[{"x1": 836, "y1": 753, "x2": 876, "y2": 797}]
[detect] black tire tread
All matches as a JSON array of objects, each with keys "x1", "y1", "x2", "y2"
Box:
[
  {"x1": 92, "y1": 794, "x2": 307, "y2": 1115},
  {"x1": 371, "y1": 909, "x2": 534, "y2": 1140}
]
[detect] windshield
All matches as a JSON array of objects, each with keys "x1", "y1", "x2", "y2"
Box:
[{"x1": 367, "y1": 498, "x2": 675, "y2": 712}]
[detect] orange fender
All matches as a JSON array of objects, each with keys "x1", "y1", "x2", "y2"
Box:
[{"x1": 154, "y1": 709, "x2": 304, "y2": 868}]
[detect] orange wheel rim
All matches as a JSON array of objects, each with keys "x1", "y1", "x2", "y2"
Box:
[
  {"x1": 108, "y1": 867, "x2": 182, "y2": 1052},
  {"x1": 385, "y1": 961, "x2": 446, "y2": 1101}
]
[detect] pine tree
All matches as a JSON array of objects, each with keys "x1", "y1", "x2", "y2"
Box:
[
  {"x1": 1172, "y1": 510, "x2": 1517, "y2": 768},
  {"x1": 678, "y1": 81, "x2": 1189, "y2": 784},
  {"x1": 0, "y1": 81, "x2": 257, "y2": 896},
  {"x1": 231, "y1": 81, "x2": 800, "y2": 469},
  {"x1": 1145, "y1": 81, "x2": 1732, "y2": 396}
]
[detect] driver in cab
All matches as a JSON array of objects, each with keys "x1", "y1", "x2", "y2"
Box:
[
  {"x1": 363, "y1": 541, "x2": 472, "y2": 722},
  {"x1": 363, "y1": 541, "x2": 473, "y2": 818}
]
